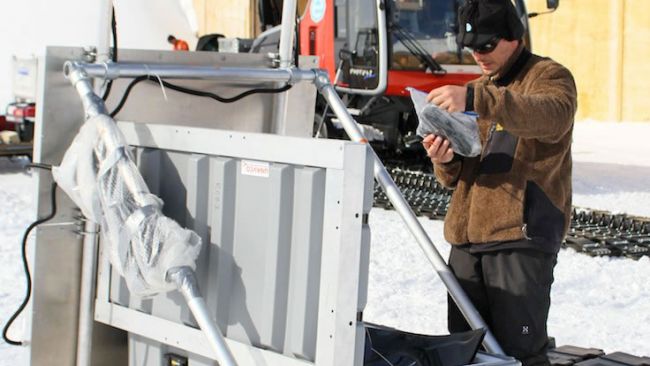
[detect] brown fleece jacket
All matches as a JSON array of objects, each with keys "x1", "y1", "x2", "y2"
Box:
[{"x1": 434, "y1": 47, "x2": 577, "y2": 252}]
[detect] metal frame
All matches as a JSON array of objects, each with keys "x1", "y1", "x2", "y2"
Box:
[
  {"x1": 93, "y1": 123, "x2": 373, "y2": 365},
  {"x1": 28, "y1": 47, "x2": 319, "y2": 366},
  {"x1": 31, "y1": 45, "x2": 511, "y2": 366},
  {"x1": 64, "y1": 55, "x2": 504, "y2": 357}
]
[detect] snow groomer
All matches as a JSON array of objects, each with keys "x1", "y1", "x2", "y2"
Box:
[{"x1": 422, "y1": 0, "x2": 578, "y2": 364}]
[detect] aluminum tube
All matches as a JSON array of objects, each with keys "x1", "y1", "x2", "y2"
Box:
[
  {"x1": 64, "y1": 63, "x2": 108, "y2": 118},
  {"x1": 315, "y1": 74, "x2": 505, "y2": 356},
  {"x1": 64, "y1": 63, "x2": 145, "y2": 206},
  {"x1": 64, "y1": 62, "x2": 164, "y2": 206},
  {"x1": 272, "y1": 0, "x2": 297, "y2": 134},
  {"x1": 169, "y1": 267, "x2": 237, "y2": 366},
  {"x1": 64, "y1": 63, "x2": 237, "y2": 364},
  {"x1": 95, "y1": 0, "x2": 113, "y2": 67},
  {"x1": 76, "y1": 221, "x2": 99, "y2": 366},
  {"x1": 69, "y1": 62, "x2": 317, "y2": 84},
  {"x1": 278, "y1": 0, "x2": 297, "y2": 69},
  {"x1": 272, "y1": 89, "x2": 290, "y2": 135}
]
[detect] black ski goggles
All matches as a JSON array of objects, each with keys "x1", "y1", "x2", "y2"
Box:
[{"x1": 468, "y1": 37, "x2": 501, "y2": 54}]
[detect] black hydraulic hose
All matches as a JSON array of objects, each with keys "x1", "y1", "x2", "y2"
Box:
[
  {"x1": 102, "y1": 7, "x2": 118, "y2": 101},
  {"x1": 110, "y1": 76, "x2": 293, "y2": 117},
  {"x1": 2, "y1": 164, "x2": 57, "y2": 346}
]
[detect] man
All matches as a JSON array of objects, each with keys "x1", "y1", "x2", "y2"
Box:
[{"x1": 422, "y1": 0, "x2": 577, "y2": 365}]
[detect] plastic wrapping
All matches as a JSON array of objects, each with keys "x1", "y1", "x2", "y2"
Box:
[
  {"x1": 407, "y1": 87, "x2": 482, "y2": 157},
  {"x1": 53, "y1": 114, "x2": 201, "y2": 296}
]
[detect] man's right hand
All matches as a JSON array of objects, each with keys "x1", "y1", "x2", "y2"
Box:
[{"x1": 422, "y1": 134, "x2": 455, "y2": 164}]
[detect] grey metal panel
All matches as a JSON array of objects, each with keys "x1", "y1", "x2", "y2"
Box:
[
  {"x1": 109, "y1": 143, "x2": 367, "y2": 364},
  {"x1": 147, "y1": 151, "x2": 197, "y2": 325},
  {"x1": 186, "y1": 154, "x2": 212, "y2": 329},
  {"x1": 105, "y1": 49, "x2": 315, "y2": 137},
  {"x1": 355, "y1": 223, "x2": 373, "y2": 366},
  {"x1": 29, "y1": 225, "x2": 83, "y2": 366},
  {"x1": 273, "y1": 80, "x2": 318, "y2": 137},
  {"x1": 118, "y1": 121, "x2": 347, "y2": 170},
  {"x1": 284, "y1": 167, "x2": 326, "y2": 359},
  {"x1": 89, "y1": 322, "x2": 130, "y2": 366},
  {"x1": 206, "y1": 157, "x2": 238, "y2": 333},
  {"x1": 32, "y1": 46, "x2": 356, "y2": 366},
  {"x1": 129, "y1": 333, "x2": 164, "y2": 366},
  {"x1": 226, "y1": 162, "x2": 294, "y2": 351},
  {"x1": 109, "y1": 266, "x2": 130, "y2": 306},
  {"x1": 313, "y1": 144, "x2": 372, "y2": 366},
  {"x1": 357, "y1": 147, "x2": 375, "y2": 314},
  {"x1": 96, "y1": 300, "x2": 313, "y2": 365},
  {"x1": 139, "y1": 148, "x2": 163, "y2": 196},
  {"x1": 28, "y1": 46, "x2": 128, "y2": 366},
  {"x1": 94, "y1": 119, "x2": 371, "y2": 365}
]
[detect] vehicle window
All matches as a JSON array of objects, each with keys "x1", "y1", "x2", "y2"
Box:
[{"x1": 391, "y1": 0, "x2": 476, "y2": 69}]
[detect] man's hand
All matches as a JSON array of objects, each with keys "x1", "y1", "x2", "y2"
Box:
[
  {"x1": 427, "y1": 85, "x2": 467, "y2": 113},
  {"x1": 422, "y1": 134, "x2": 455, "y2": 164}
]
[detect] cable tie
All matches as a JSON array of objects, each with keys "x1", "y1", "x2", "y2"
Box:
[
  {"x1": 145, "y1": 64, "x2": 168, "y2": 102},
  {"x1": 98, "y1": 61, "x2": 110, "y2": 93}
]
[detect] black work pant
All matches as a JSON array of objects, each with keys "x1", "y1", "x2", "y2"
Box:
[{"x1": 447, "y1": 245, "x2": 557, "y2": 366}]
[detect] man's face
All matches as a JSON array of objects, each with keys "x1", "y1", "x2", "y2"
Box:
[{"x1": 471, "y1": 39, "x2": 520, "y2": 75}]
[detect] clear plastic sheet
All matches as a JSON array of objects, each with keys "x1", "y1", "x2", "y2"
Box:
[
  {"x1": 53, "y1": 114, "x2": 201, "y2": 296},
  {"x1": 407, "y1": 87, "x2": 482, "y2": 157}
]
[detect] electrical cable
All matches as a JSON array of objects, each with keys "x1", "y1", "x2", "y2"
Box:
[
  {"x1": 96, "y1": 6, "x2": 292, "y2": 118},
  {"x1": 102, "y1": 7, "x2": 118, "y2": 101},
  {"x1": 528, "y1": 8, "x2": 557, "y2": 18},
  {"x1": 109, "y1": 76, "x2": 293, "y2": 117},
  {"x1": 2, "y1": 164, "x2": 57, "y2": 346}
]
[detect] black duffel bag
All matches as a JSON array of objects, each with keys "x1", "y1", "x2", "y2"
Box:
[{"x1": 363, "y1": 323, "x2": 485, "y2": 366}]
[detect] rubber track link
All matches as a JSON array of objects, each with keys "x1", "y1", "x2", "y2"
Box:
[
  {"x1": 374, "y1": 167, "x2": 650, "y2": 259},
  {"x1": 546, "y1": 344, "x2": 650, "y2": 366}
]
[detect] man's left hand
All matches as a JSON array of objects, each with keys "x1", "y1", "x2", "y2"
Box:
[{"x1": 426, "y1": 85, "x2": 467, "y2": 113}]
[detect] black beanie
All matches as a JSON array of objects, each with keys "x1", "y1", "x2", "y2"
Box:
[{"x1": 457, "y1": 0, "x2": 525, "y2": 48}]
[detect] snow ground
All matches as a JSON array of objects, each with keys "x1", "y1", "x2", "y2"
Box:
[{"x1": 1, "y1": 121, "x2": 649, "y2": 364}]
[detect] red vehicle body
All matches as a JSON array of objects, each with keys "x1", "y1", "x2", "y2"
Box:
[
  {"x1": 0, "y1": 102, "x2": 35, "y2": 159},
  {"x1": 298, "y1": 0, "x2": 481, "y2": 97}
]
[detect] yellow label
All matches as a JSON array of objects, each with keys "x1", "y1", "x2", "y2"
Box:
[{"x1": 495, "y1": 123, "x2": 504, "y2": 131}]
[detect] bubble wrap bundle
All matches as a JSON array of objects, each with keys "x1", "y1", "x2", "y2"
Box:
[
  {"x1": 407, "y1": 87, "x2": 481, "y2": 157},
  {"x1": 53, "y1": 114, "x2": 202, "y2": 296}
]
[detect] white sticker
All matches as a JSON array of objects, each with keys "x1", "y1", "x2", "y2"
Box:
[
  {"x1": 241, "y1": 160, "x2": 270, "y2": 178},
  {"x1": 310, "y1": 0, "x2": 326, "y2": 24}
]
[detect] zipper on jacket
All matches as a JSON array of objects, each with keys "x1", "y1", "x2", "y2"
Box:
[
  {"x1": 522, "y1": 224, "x2": 532, "y2": 240},
  {"x1": 480, "y1": 122, "x2": 497, "y2": 160}
]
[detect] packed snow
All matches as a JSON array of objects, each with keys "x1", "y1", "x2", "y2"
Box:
[{"x1": 1, "y1": 121, "x2": 649, "y2": 365}]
